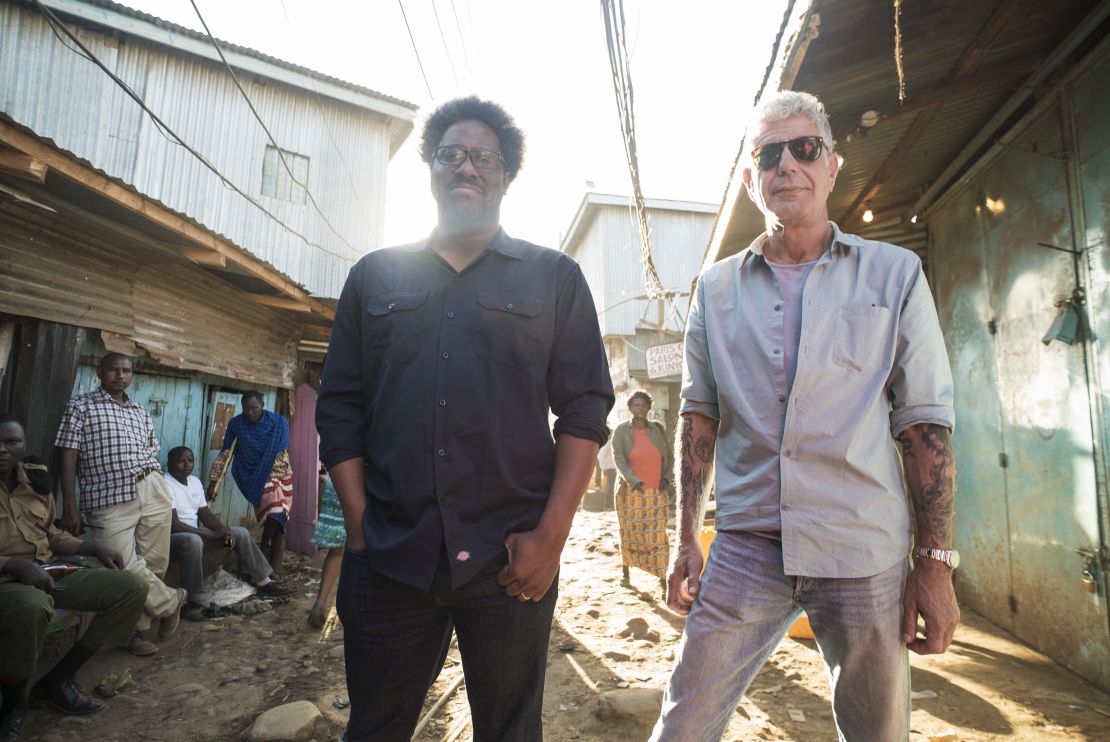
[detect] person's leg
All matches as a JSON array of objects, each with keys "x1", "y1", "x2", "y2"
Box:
[
  {"x1": 649, "y1": 532, "x2": 800, "y2": 742},
  {"x1": 449, "y1": 572, "x2": 558, "y2": 742},
  {"x1": 336, "y1": 549, "x2": 454, "y2": 742},
  {"x1": 0, "y1": 582, "x2": 53, "y2": 698},
  {"x1": 170, "y1": 533, "x2": 205, "y2": 604},
  {"x1": 309, "y1": 548, "x2": 343, "y2": 628},
  {"x1": 229, "y1": 526, "x2": 274, "y2": 584},
  {"x1": 802, "y1": 559, "x2": 911, "y2": 742},
  {"x1": 32, "y1": 568, "x2": 147, "y2": 714},
  {"x1": 260, "y1": 518, "x2": 285, "y2": 577},
  {"x1": 85, "y1": 496, "x2": 164, "y2": 633}
]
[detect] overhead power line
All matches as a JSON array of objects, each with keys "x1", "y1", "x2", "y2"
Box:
[
  {"x1": 189, "y1": 0, "x2": 358, "y2": 255},
  {"x1": 600, "y1": 0, "x2": 665, "y2": 299},
  {"x1": 430, "y1": 0, "x2": 460, "y2": 86},
  {"x1": 31, "y1": 0, "x2": 355, "y2": 262},
  {"x1": 448, "y1": 0, "x2": 475, "y2": 82},
  {"x1": 398, "y1": 0, "x2": 435, "y2": 99}
]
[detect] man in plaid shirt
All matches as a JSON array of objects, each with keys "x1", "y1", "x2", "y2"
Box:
[{"x1": 55, "y1": 353, "x2": 187, "y2": 656}]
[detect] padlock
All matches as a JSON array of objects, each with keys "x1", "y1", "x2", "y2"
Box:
[{"x1": 1082, "y1": 569, "x2": 1097, "y2": 594}]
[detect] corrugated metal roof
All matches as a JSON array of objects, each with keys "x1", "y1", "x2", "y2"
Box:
[
  {"x1": 36, "y1": 0, "x2": 418, "y2": 122},
  {"x1": 710, "y1": 0, "x2": 1102, "y2": 263}
]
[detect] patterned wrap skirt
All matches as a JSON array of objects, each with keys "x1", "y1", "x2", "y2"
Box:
[
  {"x1": 615, "y1": 484, "x2": 670, "y2": 578},
  {"x1": 311, "y1": 481, "x2": 347, "y2": 549}
]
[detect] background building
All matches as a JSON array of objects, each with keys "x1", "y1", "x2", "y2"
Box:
[{"x1": 0, "y1": 0, "x2": 417, "y2": 551}]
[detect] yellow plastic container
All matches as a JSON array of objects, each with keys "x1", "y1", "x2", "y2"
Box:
[{"x1": 697, "y1": 524, "x2": 814, "y2": 639}]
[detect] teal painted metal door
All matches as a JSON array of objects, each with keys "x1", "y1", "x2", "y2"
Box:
[
  {"x1": 932, "y1": 99, "x2": 1109, "y2": 688},
  {"x1": 201, "y1": 388, "x2": 256, "y2": 527}
]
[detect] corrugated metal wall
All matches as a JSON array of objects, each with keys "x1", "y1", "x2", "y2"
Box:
[
  {"x1": 0, "y1": 201, "x2": 300, "y2": 388},
  {"x1": 579, "y1": 205, "x2": 714, "y2": 338},
  {"x1": 0, "y1": 2, "x2": 393, "y2": 298},
  {"x1": 929, "y1": 55, "x2": 1109, "y2": 689}
]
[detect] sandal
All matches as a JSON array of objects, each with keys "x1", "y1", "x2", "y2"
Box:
[{"x1": 619, "y1": 577, "x2": 632, "y2": 588}]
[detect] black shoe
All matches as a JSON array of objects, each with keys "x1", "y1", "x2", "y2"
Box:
[
  {"x1": 0, "y1": 707, "x2": 24, "y2": 740},
  {"x1": 181, "y1": 601, "x2": 207, "y2": 622},
  {"x1": 30, "y1": 680, "x2": 104, "y2": 715},
  {"x1": 256, "y1": 581, "x2": 290, "y2": 598}
]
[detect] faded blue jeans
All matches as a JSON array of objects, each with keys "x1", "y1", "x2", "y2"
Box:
[{"x1": 651, "y1": 531, "x2": 910, "y2": 742}]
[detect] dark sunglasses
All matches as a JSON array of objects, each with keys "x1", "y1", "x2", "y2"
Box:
[
  {"x1": 434, "y1": 144, "x2": 505, "y2": 171},
  {"x1": 751, "y1": 136, "x2": 825, "y2": 171}
]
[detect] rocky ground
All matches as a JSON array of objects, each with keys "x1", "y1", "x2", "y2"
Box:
[{"x1": 17, "y1": 510, "x2": 1110, "y2": 741}]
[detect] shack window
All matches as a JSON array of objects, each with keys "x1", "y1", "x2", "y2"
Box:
[{"x1": 261, "y1": 146, "x2": 309, "y2": 204}]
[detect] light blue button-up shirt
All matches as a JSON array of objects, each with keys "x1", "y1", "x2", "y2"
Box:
[{"x1": 681, "y1": 223, "x2": 954, "y2": 578}]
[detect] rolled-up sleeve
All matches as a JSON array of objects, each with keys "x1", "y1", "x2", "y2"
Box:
[
  {"x1": 680, "y1": 277, "x2": 720, "y2": 420},
  {"x1": 317, "y1": 260, "x2": 370, "y2": 468},
  {"x1": 887, "y1": 261, "x2": 955, "y2": 436},
  {"x1": 548, "y1": 265, "x2": 615, "y2": 445}
]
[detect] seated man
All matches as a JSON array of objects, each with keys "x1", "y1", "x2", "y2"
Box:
[
  {"x1": 164, "y1": 446, "x2": 288, "y2": 620},
  {"x1": 0, "y1": 416, "x2": 148, "y2": 740}
]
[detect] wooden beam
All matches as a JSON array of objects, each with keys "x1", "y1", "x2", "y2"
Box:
[
  {"x1": 177, "y1": 246, "x2": 226, "y2": 267},
  {"x1": 247, "y1": 294, "x2": 313, "y2": 313},
  {"x1": 838, "y1": 0, "x2": 1029, "y2": 229},
  {"x1": 0, "y1": 149, "x2": 48, "y2": 183},
  {"x1": 0, "y1": 120, "x2": 334, "y2": 321}
]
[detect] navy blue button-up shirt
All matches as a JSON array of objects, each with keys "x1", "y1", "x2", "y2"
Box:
[{"x1": 317, "y1": 229, "x2": 614, "y2": 589}]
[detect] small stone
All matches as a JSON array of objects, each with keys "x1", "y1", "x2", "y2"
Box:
[
  {"x1": 593, "y1": 688, "x2": 664, "y2": 723},
  {"x1": 327, "y1": 645, "x2": 346, "y2": 659},
  {"x1": 585, "y1": 608, "x2": 601, "y2": 618},
  {"x1": 643, "y1": 630, "x2": 661, "y2": 643},
  {"x1": 256, "y1": 661, "x2": 272, "y2": 672},
  {"x1": 210, "y1": 662, "x2": 229, "y2": 674},
  {"x1": 168, "y1": 682, "x2": 211, "y2": 697},
  {"x1": 619, "y1": 617, "x2": 651, "y2": 640},
  {"x1": 249, "y1": 700, "x2": 322, "y2": 741},
  {"x1": 202, "y1": 623, "x2": 222, "y2": 632},
  {"x1": 259, "y1": 629, "x2": 275, "y2": 639},
  {"x1": 603, "y1": 648, "x2": 632, "y2": 662}
]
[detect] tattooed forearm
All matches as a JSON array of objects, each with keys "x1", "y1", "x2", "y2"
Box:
[
  {"x1": 676, "y1": 412, "x2": 719, "y2": 544},
  {"x1": 899, "y1": 422, "x2": 955, "y2": 546}
]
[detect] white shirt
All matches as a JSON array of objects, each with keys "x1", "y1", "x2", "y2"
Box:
[
  {"x1": 164, "y1": 474, "x2": 207, "y2": 528},
  {"x1": 682, "y1": 222, "x2": 954, "y2": 578}
]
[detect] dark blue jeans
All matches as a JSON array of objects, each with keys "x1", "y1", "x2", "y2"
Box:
[{"x1": 336, "y1": 547, "x2": 557, "y2": 742}]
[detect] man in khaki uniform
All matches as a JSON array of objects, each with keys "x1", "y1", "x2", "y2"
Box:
[{"x1": 1, "y1": 416, "x2": 148, "y2": 740}]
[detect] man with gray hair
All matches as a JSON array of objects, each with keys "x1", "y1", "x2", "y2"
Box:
[{"x1": 651, "y1": 90, "x2": 958, "y2": 740}]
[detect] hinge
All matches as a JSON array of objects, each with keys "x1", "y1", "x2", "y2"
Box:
[
  {"x1": 999, "y1": 452, "x2": 1008, "y2": 468},
  {"x1": 988, "y1": 318, "x2": 998, "y2": 335}
]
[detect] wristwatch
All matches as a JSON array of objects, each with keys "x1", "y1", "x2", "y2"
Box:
[{"x1": 916, "y1": 546, "x2": 960, "y2": 570}]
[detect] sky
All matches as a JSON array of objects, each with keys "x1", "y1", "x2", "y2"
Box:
[{"x1": 118, "y1": 0, "x2": 788, "y2": 250}]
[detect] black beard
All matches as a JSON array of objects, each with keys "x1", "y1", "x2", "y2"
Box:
[{"x1": 439, "y1": 200, "x2": 497, "y2": 234}]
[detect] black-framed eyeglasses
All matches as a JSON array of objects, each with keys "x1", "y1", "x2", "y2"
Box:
[
  {"x1": 751, "y1": 136, "x2": 825, "y2": 171},
  {"x1": 434, "y1": 145, "x2": 505, "y2": 171}
]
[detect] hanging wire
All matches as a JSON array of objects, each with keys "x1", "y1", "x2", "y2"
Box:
[
  {"x1": 894, "y1": 0, "x2": 907, "y2": 103},
  {"x1": 31, "y1": 0, "x2": 352, "y2": 261},
  {"x1": 430, "y1": 0, "x2": 460, "y2": 86},
  {"x1": 600, "y1": 0, "x2": 665, "y2": 298},
  {"x1": 189, "y1": 0, "x2": 359, "y2": 255},
  {"x1": 448, "y1": 0, "x2": 475, "y2": 83},
  {"x1": 398, "y1": 0, "x2": 435, "y2": 99}
]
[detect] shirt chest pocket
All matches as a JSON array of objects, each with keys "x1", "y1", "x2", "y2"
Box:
[
  {"x1": 832, "y1": 305, "x2": 892, "y2": 375},
  {"x1": 472, "y1": 291, "x2": 546, "y2": 368},
  {"x1": 366, "y1": 291, "x2": 428, "y2": 365},
  {"x1": 12, "y1": 493, "x2": 51, "y2": 544}
]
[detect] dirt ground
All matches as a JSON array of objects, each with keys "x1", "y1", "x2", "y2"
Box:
[{"x1": 17, "y1": 510, "x2": 1110, "y2": 741}]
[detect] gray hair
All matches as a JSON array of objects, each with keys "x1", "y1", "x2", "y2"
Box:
[{"x1": 746, "y1": 91, "x2": 834, "y2": 150}]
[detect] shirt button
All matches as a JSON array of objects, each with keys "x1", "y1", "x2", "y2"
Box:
[
  {"x1": 447, "y1": 312, "x2": 454, "y2": 319},
  {"x1": 773, "y1": 349, "x2": 782, "y2": 355},
  {"x1": 781, "y1": 504, "x2": 791, "y2": 511},
  {"x1": 387, "y1": 302, "x2": 396, "y2": 310},
  {"x1": 437, "y1": 449, "x2": 446, "y2": 457},
  {"x1": 439, "y1": 496, "x2": 446, "y2": 505},
  {"x1": 774, "y1": 304, "x2": 782, "y2": 311},
  {"x1": 441, "y1": 352, "x2": 449, "y2": 360},
  {"x1": 783, "y1": 449, "x2": 792, "y2": 457},
  {"x1": 506, "y1": 303, "x2": 514, "y2": 310},
  {"x1": 439, "y1": 399, "x2": 446, "y2": 407},
  {"x1": 778, "y1": 396, "x2": 786, "y2": 403}
]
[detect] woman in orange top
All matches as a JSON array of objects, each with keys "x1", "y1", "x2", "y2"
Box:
[{"x1": 611, "y1": 391, "x2": 673, "y2": 589}]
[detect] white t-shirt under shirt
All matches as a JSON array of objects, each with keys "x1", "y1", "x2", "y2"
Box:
[{"x1": 164, "y1": 473, "x2": 207, "y2": 528}]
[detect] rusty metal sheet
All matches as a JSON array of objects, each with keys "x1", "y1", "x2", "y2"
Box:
[{"x1": 0, "y1": 202, "x2": 299, "y2": 388}]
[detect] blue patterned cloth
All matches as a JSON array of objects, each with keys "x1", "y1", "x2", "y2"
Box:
[
  {"x1": 223, "y1": 410, "x2": 289, "y2": 508},
  {"x1": 311, "y1": 480, "x2": 346, "y2": 549}
]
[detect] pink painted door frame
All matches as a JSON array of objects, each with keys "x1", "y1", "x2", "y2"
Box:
[{"x1": 286, "y1": 382, "x2": 320, "y2": 555}]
